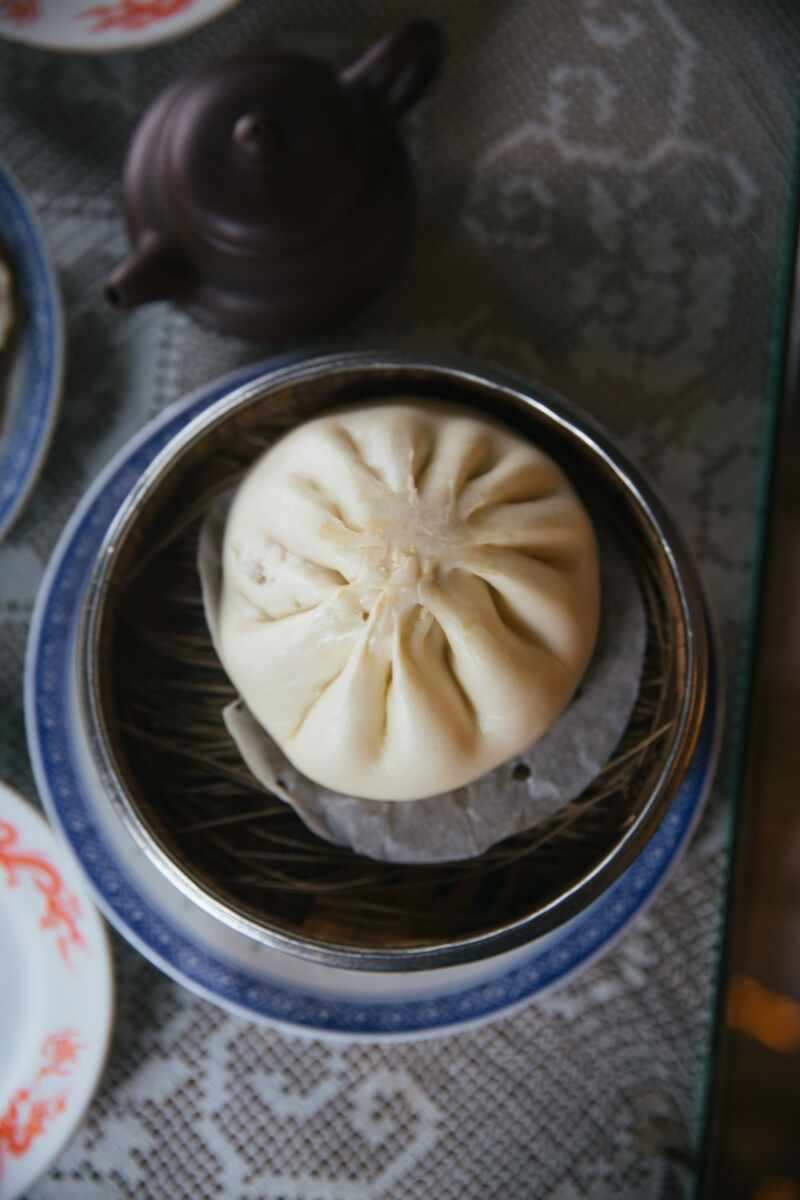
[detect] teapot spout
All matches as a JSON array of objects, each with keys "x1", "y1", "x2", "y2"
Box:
[{"x1": 105, "y1": 231, "x2": 190, "y2": 310}]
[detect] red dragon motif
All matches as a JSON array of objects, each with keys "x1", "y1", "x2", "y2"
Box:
[
  {"x1": 78, "y1": 0, "x2": 195, "y2": 32},
  {"x1": 0, "y1": 1031, "x2": 81, "y2": 1180},
  {"x1": 0, "y1": 820, "x2": 86, "y2": 967},
  {"x1": 0, "y1": 0, "x2": 40, "y2": 23}
]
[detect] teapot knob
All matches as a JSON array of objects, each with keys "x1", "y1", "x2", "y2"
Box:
[
  {"x1": 342, "y1": 19, "x2": 445, "y2": 116},
  {"x1": 233, "y1": 110, "x2": 285, "y2": 164}
]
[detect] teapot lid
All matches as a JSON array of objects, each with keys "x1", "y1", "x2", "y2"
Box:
[{"x1": 155, "y1": 55, "x2": 372, "y2": 250}]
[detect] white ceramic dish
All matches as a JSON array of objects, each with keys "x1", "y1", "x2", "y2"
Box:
[
  {"x1": 0, "y1": 158, "x2": 63, "y2": 543},
  {"x1": 0, "y1": 0, "x2": 239, "y2": 54},
  {"x1": 0, "y1": 781, "x2": 113, "y2": 1200},
  {"x1": 25, "y1": 359, "x2": 722, "y2": 1042}
]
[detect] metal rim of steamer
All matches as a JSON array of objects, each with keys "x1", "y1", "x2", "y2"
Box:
[{"x1": 77, "y1": 352, "x2": 709, "y2": 972}]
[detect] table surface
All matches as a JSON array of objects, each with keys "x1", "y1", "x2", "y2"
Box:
[
  {"x1": 698, "y1": 199, "x2": 800, "y2": 1198},
  {"x1": 0, "y1": 3, "x2": 798, "y2": 1198}
]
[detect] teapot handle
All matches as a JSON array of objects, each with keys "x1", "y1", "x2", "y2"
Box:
[{"x1": 342, "y1": 20, "x2": 445, "y2": 117}]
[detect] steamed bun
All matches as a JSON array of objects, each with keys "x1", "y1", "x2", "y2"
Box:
[{"x1": 216, "y1": 403, "x2": 600, "y2": 801}]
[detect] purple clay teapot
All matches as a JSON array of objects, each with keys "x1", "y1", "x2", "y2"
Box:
[{"x1": 105, "y1": 21, "x2": 444, "y2": 342}]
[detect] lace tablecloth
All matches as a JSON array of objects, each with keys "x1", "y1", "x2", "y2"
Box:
[{"x1": 1, "y1": 2, "x2": 798, "y2": 1197}]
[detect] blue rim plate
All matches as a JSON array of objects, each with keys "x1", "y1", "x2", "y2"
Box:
[
  {"x1": 25, "y1": 360, "x2": 722, "y2": 1041},
  {"x1": 0, "y1": 158, "x2": 63, "y2": 542}
]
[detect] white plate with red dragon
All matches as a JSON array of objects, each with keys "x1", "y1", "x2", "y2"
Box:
[
  {"x1": 0, "y1": 781, "x2": 112, "y2": 1200},
  {"x1": 0, "y1": 0, "x2": 240, "y2": 53}
]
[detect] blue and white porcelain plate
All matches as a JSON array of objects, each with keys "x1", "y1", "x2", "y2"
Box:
[
  {"x1": 0, "y1": 159, "x2": 63, "y2": 542},
  {"x1": 25, "y1": 361, "x2": 721, "y2": 1042}
]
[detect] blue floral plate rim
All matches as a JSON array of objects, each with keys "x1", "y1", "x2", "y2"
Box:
[{"x1": 0, "y1": 158, "x2": 64, "y2": 542}]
